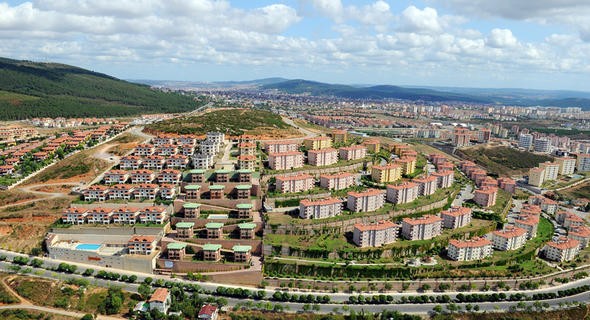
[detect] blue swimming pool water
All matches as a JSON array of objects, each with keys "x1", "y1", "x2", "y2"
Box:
[{"x1": 76, "y1": 243, "x2": 101, "y2": 251}]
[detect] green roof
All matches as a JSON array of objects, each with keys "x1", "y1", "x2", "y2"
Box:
[
  {"x1": 237, "y1": 169, "x2": 253, "y2": 174},
  {"x1": 189, "y1": 169, "x2": 206, "y2": 174},
  {"x1": 205, "y1": 222, "x2": 224, "y2": 229},
  {"x1": 185, "y1": 184, "x2": 201, "y2": 190},
  {"x1": 232, "y1": 245, "x2": 252, "y2": 253},
  {"x1": 209, "y1": 185, "x2": 225, "y2": 190},
  {"x1": 236, "y1": 203, "x2": 253, "y2": 209},
  {"x1": 167, "y1": 242, "x2": 187, "y2": 250},
  {"x1": 202, "y1": 243, "x2": 222, "y2": 251},
  {"x1": 183, "y1": 203, "x2": 201, "y2": 209},
  {"x1": 238, "y1": 223, "x2": 256, "y2": 230},
  {"x1": 215, "y1": 169, "x2": 231, "y2": 174},
  {"x1": 176, "y1": 222, "x2": 195, "y2": 229},
  {"x1": 235, "y1": 185, "x2": 252, "y2": 190}
]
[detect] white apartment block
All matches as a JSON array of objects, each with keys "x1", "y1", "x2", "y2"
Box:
[
  {"x1": 401, "y1": 215, "x2": 443, "y2": 240},
  {"x1": 299, "y1": 198, "x2": 343, "y2": 219},
  {"x1": 556, "y1": 157, "x2": 576, "y2": 175},
  {"x1": 268, "y1": 151, "x2": 304, "y2": 170},
  {"x1": 539, "y1": 162, "x2": 560, "y2": 181},
  {"x1": 353, "y1": 220, "x2": 400, "y2": 247},
  {"x1": 447, "y1": 237, "x2": 493, "y2": 261},
  {"x1": 568, "y1": 226, "x2": 590, "y2": 249},
  {"x1": 577, "y1": 154, "x2": 590, "y2": 172},
  {"x1": 192, "y1": 153, "x2": 214, "y2": 169},
  {"x1": 128, "y1": 235, "x2": 157, "y2": 255},
  {"x1": 307, "y1": 148, "x2": 338, "y2": 166},
  {"x1": 544, "y1": 237, "x2": 580, "y2": 262},
  {"x1": 441, "y1": 206, "x2": 472, "y2": 229},
  {"x1": 514, "y1": 214, "x2": 540, "y2": 239},
  {"x1": 534, "y1": 138, "x2": 552, "y2": 153},
  {"x1": 413, "y1": 175, "x2": 438, "y2": 196},
  {"x1": 275, "y1": 174, "x2": 315, "y2": 193},
  {"x1": 432, "y1": 170, "x2": 454, "y2": 189},
  {"x1": 492, "y1": 226, "x2": 527, "y2": 251},
  {"x1": 320, "y1": 172, "x2": 356, "y2": 190},
  {"x1": 206, "y1": 132, "x2": 225, "y2": 144},
  {"x1": 518, "y1": 133, "x2": 533, "y2": 150},
  {"x1": 347, "y1": 189, "x2": 386, "y2": 212},
  {"x1": 338, "y1": 145, "x2": 367, "y2": 161},
  {"x1": 386, "y1": 182, "x2": 419, "y2": 204}
]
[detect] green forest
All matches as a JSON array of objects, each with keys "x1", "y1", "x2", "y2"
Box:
[{"x1": 0, "y1": 57, "x2": 201, "y2": 119}]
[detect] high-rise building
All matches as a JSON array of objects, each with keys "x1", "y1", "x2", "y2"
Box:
[
  {"x1": 518, "y1": 133, "x2": 534, "y2": 150},
  {"x1": 533, "y1": 137, "x2": 552, "y2": 153}
]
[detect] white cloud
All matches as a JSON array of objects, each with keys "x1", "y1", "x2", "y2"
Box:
[
  {"x1": 486, "y1": 28, "x2": 518, "y2": 48},
  {"x1": 399, "y1": 6, "x2": 442, "y2": 34}
]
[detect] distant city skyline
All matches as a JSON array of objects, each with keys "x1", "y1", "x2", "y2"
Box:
[{"x1": 1, "y1": 0, "x2": 590, "y2": 90}]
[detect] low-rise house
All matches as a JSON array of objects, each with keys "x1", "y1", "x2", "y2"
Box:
[
  {"x1": 120, "y1": 155, "x2": 142, "y2": 170},
  {"x1": 347, "y1": 189, "x2": 386, "y2": 212},
  {"x1": 215, "y1": 170, "x2": 230, "y2": 183},
  {"x1": 130, "y1": 170, "x2": 155, "y2": 184},
  {"x1": 237, "y1": 169, "x2": 253, "y2": 183},
  {"x1": 238, "y1": 223, "x2": 256, "y2": 239},
  {"x1": 441, "y1": 206, "x2": 472, "y2": 229},
  {"x1": 183, "y1": 202, "x2": 201, "y2": 218},
  {"x1": 319, "y1": 172, "x2": 356, "y2": 190},
  {"x1": 159, "y1": 184, "x2": 176, "y2": 200},
  {"x1": 275, "y1": 173, "x2": 314, "y2": 193},
  {"x1": 206, "y1": 222, "x2": 223, "y2": 239},
  {"x1": 208, "y1": 185, "x2": 225, "y2": 199},
  {"x1": 157, "y1": 169, "x2": 182, "y2": 184},
  {"x1": 142, "y1": 155, "x2": 165, "y2": 170},
  {"x1": 133, "y1": 144, "x2": 154, "y2": 156},
  {"x1": 176, "y1": 222, "x2": 195, "y2": 238},
  {"x1": 198, "y1": 304, "x2": 219, "y2": 320},
  {"x1": 166, "y1": 154, "x2": 189, "y2": 169},
  {"x1": 233, "y1": 245, "x2": 252, "y2": 262},
  {"x1": 447, "y1": 237, "x2": 493, "y2": 261},
  {"x1": 237, "y1": 154, "x2": 257, "y2": 170},
  {"x1": 112, "y1": 207, "x2": 139, "y2": 224},
  {"x1": 184, "y1": 185, "x2": 201, "y2": 200},
  {"x1": 139, "y1": 206, "x2": 167, "y2": 224},
  {"x1": 386, "y1": 182, "x2": 419, "y2": 204},
  {"x1": 492, "y1": 226, "x2": 527, "y2": 251},
  {"x1": 179, "y1": 144, "x2": 195, "y2": 156},
  {"x1": 353, "y1": 220, "x2": 400, "y2": 247},
  {"x1": 148, "y1": 288, "x2": 171, "y2": 314},
  {"x1": 544, "y1": 237, "x2": 580, "y2": 262},
  {"x1": 236, "y1": 203, "x2": 253, "y2": 219},
  {"x1": 299, "y1": 198, "x2": 343, "y2": 219},
  {"x1": 156, "y1": 144, "x2": 177, "y2": 156},
  {"x1": 189, "y1": 169, "x2": 206, "y2": 183},
  {"x1": 401, "y1": 215, "x2": 443, "y2": 240},
  {"x1": 86, "y1": 207, "x2": 113, "y2": 224},
  {"x1": 133, "y1": 184, "x2": 159, "y2": 200},
  {"x1": 202, "y1": 243, "x2": 222, "y2": 261},
  {"x1": 103, "y1": 170, "x2": 129, "y2": 184},
  {"x1": 235, "y1": 185, "x2": 252, "y2": 199},
  {"x1": 61, "y1": 207, "x2": 88, "y2": 224},
  {"x1": 83, "y1": 185, "x2": 109, "y2": 201},
  {"x1": 129, "y1": 235, "x2": 157, "y2": 255},
  {"x1": 167, "y1": 242, "x2": 187, "y2": 260},
  {"x1": 108, "y1": 184, "x2": 135, "y2": 200},
  {"x1": 192, "y1": 153, "x2": 214, "y2": 169}
]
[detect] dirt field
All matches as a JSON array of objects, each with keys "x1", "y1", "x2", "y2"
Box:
[
  {"x1": 558, "y1": 181, "x2": 590, "y2": 201},
  {"x1": 0, "y1": 190, "x2": 38, "y2": 207}
]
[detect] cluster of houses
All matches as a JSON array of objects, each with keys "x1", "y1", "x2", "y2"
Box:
[
  {"x1": 27, "y1": 117, "x2": 119, "y2": 128},
  {"x1": 0, "y1": 126, "x2": 39, "y2": 143},
  {"x1": 61, "y1": 206, "x2": 168, "y2": 225},
  {"x1": 135, "y1": 287, "x2": 218, "y2": 319},
  {"x1": 0, "y1": 124, "x2": 126, "y2": 178}
]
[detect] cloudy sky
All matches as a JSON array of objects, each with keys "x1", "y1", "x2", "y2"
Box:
[{"x1": 1, "y1": 0, "x2": 590, "y2": 90}]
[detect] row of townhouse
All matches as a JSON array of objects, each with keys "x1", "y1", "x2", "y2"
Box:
[
  {"x1": 62, "y1": 206, "x2": 168, "y2": 224},
  {"x1": 103, "y1": 169, "x2": 182, "y2": 184},
  {"x1": 82, "y1": 184, "x2": 176, "y2": 201},
  {"x1": 119, "y1": 155, "x2": 190, "y2": 170}
]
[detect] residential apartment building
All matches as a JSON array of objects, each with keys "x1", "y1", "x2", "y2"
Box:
[
  {"x1": 338, "y1": 145, "x2": 367, "y2": 161},
  {"x1": 539, "y1": 161, "x2": 560, "y2": 181},
  {"x1": 568, "y1": 226, "x2": 590, "y2": 249},
  {"x1": 555, "y1": 157, "x2": 577, "y2": 175},
  {"x1": 413, "y1": 175, "x2": 438, "y2": 196},
  {"x1": 544, "y1": 237, "x2": 580, "y2": 262},
  {"x1": 534, "y1": 137, "x2": 552, "y2": 153},
  {"x1": 303, "y1": 136, "x2": 332, "y2": 150},
  {"x1": 386, "y1": 182, "x2": 419, "y2": 204},
  {"x1": 473, "y1": 187, "x2": 498, "y2": 207},
  {"x1": 61, "y1": 207, "x2": 88, "y2": 224},
  {"x1": 491, "y1": 226, "x2": 527, "y2": 251},
  {"x1": 267, "y1": 151, "x2": 304, "y2": 170},
  {"x1": 514, "y1": 214, "x2": 540, "y2": 239},
  {"x1": 528, "y1": 167, "x2": 545, "y2": 187},
  {"x1": 103, "y1": 170, "x2": 129, "y2": 184},
  {"x1": 401, "y1": 215, "x2": 443, "y2": 240},
  {"x1": 320, "y1": 172, "x2": 356, "y2": 190},
  {"x1": 353, "y1": 220, "x2": 400, "y2": 247},
  {"x1": 112, "y1": 207, "x2": 140, "y2": 224},
  {"x1": 307, "y1": 148, "x2": 338, "y2": 166},
  {"x1": 518, "y1": 133, "x2": 533, "y2": 150},
  {"x1": 394, "y1": 157, "x2": 417, "y2": 175},
  {"x1": 432, "y1": 170, "x2": 454, "y2": 189},
  {"x1": 441, "y1": 206, "x2": 472, "y2": 229},
  {"x1": 447, "y1": 237, "x2": 493, "y2": 261},
  {"x1": 275, "y1": 173, "x2": 315, "y2": 193},
  {"x1": 263, "y1": 140, "x2": 299, "y2": 153},
  {"x1": 299, "y1": 198, "x2": 343, "y2": 219},
  {"x1": 128, "y1": 235, "x2": 157, "y2": 255},
  {"x1": 347, "y1": 189, "x2": 386, "y2": 212},
  {"x1": 237, "y1": 154, "x2": 257, "y2": 171},
  {"x1": 371, "y1": 163, "x2": 402, "y2": 183},
  {"x1": 497, "y1": 177, "x2": 516, "y2": 193},
  {"x1": 577, "y1": 154, "x2": 590, "y2": 172}
]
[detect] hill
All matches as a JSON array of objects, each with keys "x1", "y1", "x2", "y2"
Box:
[
  {"x1": 145, "y1": 108, "x2": 300, "y2": 137},
  {"x1": 263, "y1": 79, "x2": 492, "y2": 103},
  {"x1": 457, "y1": 145, "x2": 553, "y2": 176},
  {"x1": 0, "y1": 57, "x2": 199, "y2": 119},
  {"x1": 263, "y1": 79, "x2": 590, "y2": 108}
]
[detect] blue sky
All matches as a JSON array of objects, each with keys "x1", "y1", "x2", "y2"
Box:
[{"x1": 1, "y1": 0, "x2": 590, "y2": 90}]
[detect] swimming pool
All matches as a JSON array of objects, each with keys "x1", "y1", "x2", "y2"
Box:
[
  {"x1": 76, "y1": 243, "x2": 101, "y2": 251},
  {"x1": 208, "y1": 214, "x2": 229, "y2": 220}
]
